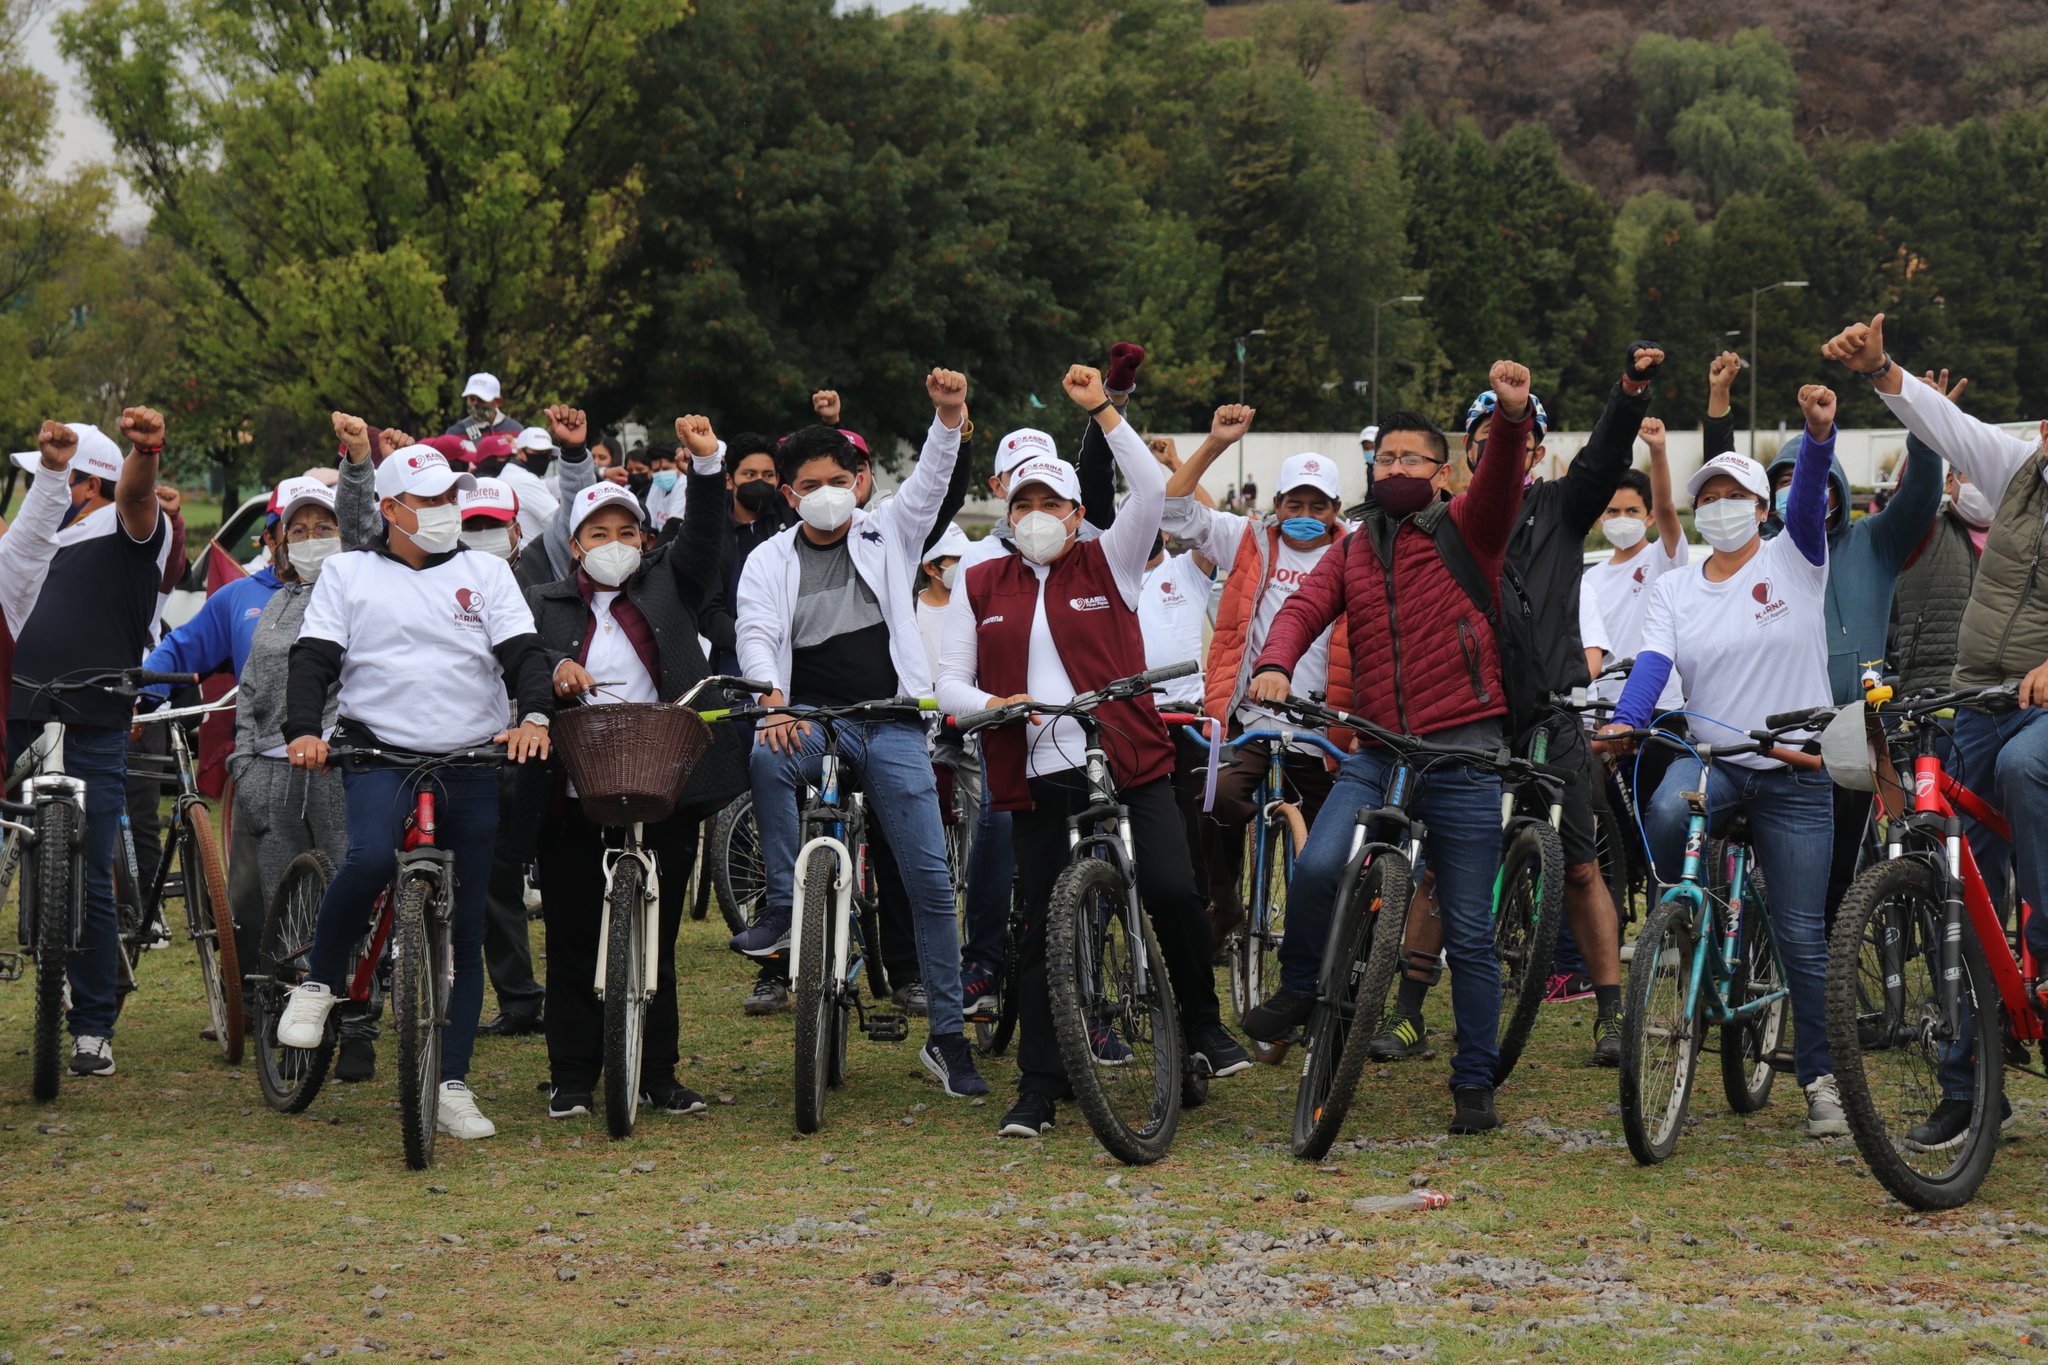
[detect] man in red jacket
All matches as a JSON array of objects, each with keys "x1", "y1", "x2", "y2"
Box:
[{"x1": 1242, "y1": 360, "x2": 1536, "y2": 1135}]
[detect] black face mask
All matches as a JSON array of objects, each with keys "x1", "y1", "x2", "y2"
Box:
[
  {"x1": 627, "y1": 472, "x2": 652, "y2": 495},
  {"x1": 735, "y1": 479, "x2": 780, "y2": 515}
]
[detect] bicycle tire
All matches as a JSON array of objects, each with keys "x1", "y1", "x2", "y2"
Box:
[
  {"x1": 393, "y1": 875, "x2": 442, "y2": 1171},
  {"x1": 1047, "y1": 857, "x2": 1182, "y2": 1166},
  {"x1": 1720, "y1": 857, "x2": 1785, "y2": 1113},
  {"x1": 1827, "y1": 857, "x2": 2002, "y2": 1210},
  {"x1": 254, "y1": 851, "x2": 337, "y2": 1114},
  {"x1": 1593, "y1": 799, "x2": 1636, "y2": 929},
  {"x1": 1293, "y1": 850, "x2": 1412, "y2": 1161},
  {"x1": 1620, "y1": 895, "x2": 1705, "y2": 1165},
  {"x1": 709, "y1": 794, "x2": 762, "y2": 937},
  {"x1": 1232, "y1": 804, "x2": 1307, "y2": 1065},
  {"x1": 1493, "y1": 819, "x2": 1564, "y2": 1086},
  {"x1": 182, "y1": 805, "x2": 243, "y2": 1065},
  {"x1": 792, "y1": 850, "x2": 836, "y2": 1134},
  {"x1": 602, "y1": 855, "x2": 648, "y2": 1140},
  {"x1": 29, "y1": 799, "x2": 76, "y2": 1102}
]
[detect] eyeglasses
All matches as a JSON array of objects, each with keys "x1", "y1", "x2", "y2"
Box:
[
  {"x1": 283, "y1": 521, "x2": 339, "y2": 542},
  {"x1": 1370, "y1": 452, "x2": 1447, "y2": 472}
]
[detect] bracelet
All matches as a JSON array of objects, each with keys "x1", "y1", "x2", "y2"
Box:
[
  {"x1": 1087, "y1": 398, "x2": 1114, "y2": 417},
  {"x1": 131, "y1": 444, "x2": 164, "y2": 457},
  {"x1": 1857, "y1": 354, "x2": 1893, "y2": 382}
]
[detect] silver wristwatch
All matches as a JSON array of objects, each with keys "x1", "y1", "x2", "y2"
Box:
[{"x1": 520, "y1": 712, "x2": 551, "y2": 728}]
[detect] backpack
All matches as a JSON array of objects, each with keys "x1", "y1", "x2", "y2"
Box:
[{"x1": 1386, "y1": 499, "x2": 1545, "y2": 741}]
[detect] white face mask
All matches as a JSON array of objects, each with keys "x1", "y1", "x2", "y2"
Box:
[
  {"x1": 1600, "y1": 516, "x2": 1646, "y2": 551},
  {"x1": 404, "y1": 503, "x2": 462, "y2": 554},
  {"x1": 939, "y1": 562, "x2": 960, "y2": 590},
  {"x1": 581, "y1": 540, "x2": 642, "y2": 587},
  {"x1": 286, "y1": 536, "x2": 341, "y2": 582},
  {"x1": 796, "y1": 484, "x2": 856, "y2": 533},
  {"x1": 1953, "y1": 481, "x2": 1996, "y2": 528},
  {"x1": 460, "y1": 527, "x2": 514, "y2": 560},
  {"x1": 1694, "y1": 497, "x2": 1761, "y2": 554},
  {"x1": 1011, "y1": 509, "x2": 1074, "y2": 564}
]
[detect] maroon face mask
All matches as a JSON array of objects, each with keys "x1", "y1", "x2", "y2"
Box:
[{"x1": 1370, "y1": 472, "x2": 1439, "y2": 519}]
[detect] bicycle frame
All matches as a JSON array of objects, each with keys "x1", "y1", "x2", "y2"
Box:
[
  {"x1": 594, "y1": 823, "x2": 662, "y2": 1005},
  {"x1": 786, "y1": 746, "x2": 871, "y2": 1004},
  {"x1": 1063, "y1": 738, "x2": 1150, "y2": 998},
  {"x1": 1661, "y1": 792, "x2": 1788, "y2": 1032},
  {"x1": 346, "y1": 789, "x2": 454, "y2": 1007}
]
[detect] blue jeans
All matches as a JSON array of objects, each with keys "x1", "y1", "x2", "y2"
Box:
[
  {"x1": 308, "y1": 763, "x2": 499, "y2": 1083},
  {"x1": 961, "y1": 746, "x2": 1013, "y2": 973},
  {"x1": 7, "y1": 723, "x2": 127, "y2": 1039},
  {"x1": 749, "y1": 718, "x2": 964, "y2": 1035},
  {"x1": 1282, "y1": 748, "x2": 1504, "y2": 1092},
  {"x1": 1645, "y1": 759, "x2": 1834, "y2": 1086}
]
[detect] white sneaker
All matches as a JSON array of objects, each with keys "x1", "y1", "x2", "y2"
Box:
[
  {"x1": 1805, "y1": 1073, "x2": 1850, "y2": 1138},
  {"x1": 435, "y1": 1081, "x2": 497, "y2": 1140},
  {"x1": 276, "y1": 980, "x2": 338, "y2": 1048}
]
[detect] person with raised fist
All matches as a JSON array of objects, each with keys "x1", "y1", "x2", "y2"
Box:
[{"x1": 7, "y1": 409, "x2": 177, "y2": 1080}]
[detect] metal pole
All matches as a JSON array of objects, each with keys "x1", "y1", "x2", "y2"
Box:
[
  {"x1": 1236, "y1": 343, "x2": 1246, "y2": 501},
  {"x1": 1749, "y1": 287, "x2": 1760, "y2": 461},
  {"x1": 1371, "y1": 302, "x2": 1383, "y2": 428}
]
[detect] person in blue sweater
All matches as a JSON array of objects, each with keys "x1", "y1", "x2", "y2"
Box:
[{"x1": 1764, "y1": 407, "x2": 1942, "y2": 920}]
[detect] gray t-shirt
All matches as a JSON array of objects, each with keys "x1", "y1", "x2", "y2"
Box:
[{"x1": 789, "y1": 534, "x2": 898, "y2": 706}]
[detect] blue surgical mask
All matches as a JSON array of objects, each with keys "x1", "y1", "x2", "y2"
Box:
[
  {"x1": 652, "y1": 469, "x2": 678, "y2": 493},
  {"x1": 1280, "y1": 517, "x2": 1328, "y2": 544},
  {"x1": 1772, "y1": 487, "x2": 1791, "y2": 517}
]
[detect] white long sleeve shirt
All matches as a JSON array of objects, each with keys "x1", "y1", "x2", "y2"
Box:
[{"x1": 1879, "y1": 375, "x2": 2046, "y2": 511}]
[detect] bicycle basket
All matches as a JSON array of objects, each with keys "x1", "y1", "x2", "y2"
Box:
[{"x1": 553, "y1": 702, "x2": 711, "y2": 825}]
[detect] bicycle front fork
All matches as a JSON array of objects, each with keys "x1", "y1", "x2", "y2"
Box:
[{"x1": 595, "y1": 823, "x2": 662, "y2": 1004}]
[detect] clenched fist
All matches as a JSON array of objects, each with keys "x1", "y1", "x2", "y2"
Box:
[
  {"x1": 1798, "y1": 383, "x2": 1838, "y2": 437},
  {"x1": 926, "y1": 368, "x2": 968, "y2": 427},
  {"x1": 1821, "y1": 313, "x2": 1888, "y2": 374},
  {"x1": 1148, "y1": 436, "x2": 1181, "y2": 469},
  {"x1": 35, "y1": 420, "x2": 78, "y2": 471},
  {"x1": 1708, "y1": 351, "x2": 1743, "y2": 394},
  {"x1": 1209, "y1": 404, "x2": 1256, "y2": 444},
  {"x1": 1063, "y1": 365, "x2": 1108, "y2": 412},
  {"x1": 118, "y1": 406, "x2": 166, "y2": 451},
  {"x1": 1638, "y1": 416, "x2": 1667, "y2": 452},
  {"x1": 154, "y1": 484, "x2": 183, "y2": 517},
  {"x1": 1625, "y1": 342, "x2": 1666, "y2": 384},
  {"x1": 675, "y1": 414, "x2": 719, "y2": 459},
  {"x1": 811, "y1": 390, "x2": 841, "y2": 425},
  {"x1": 546, "y1": 404, "x2": 588, "y2": 448},
  {"x1": 332, "y1": 411, "x2": 371, "y2": 461},
  {"x1": 1489, "y1": 361, "x2": 1532, "y2": 420},
  {"x1": 377, "y1": 426, "x2": 413, "y2": 458}
]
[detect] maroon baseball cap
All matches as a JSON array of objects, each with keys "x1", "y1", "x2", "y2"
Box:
[
  {"x1": 472, "y1": 433, "x2": 517, "y2": 466},
  {"x1": 421, "y1": 434, "x2": 478, "y2": 468}
]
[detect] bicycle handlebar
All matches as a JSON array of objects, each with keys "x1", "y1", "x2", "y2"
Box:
[
  {"x1": 1261, "y1": 694, "x2": 1569, "y2": 789},
  {"x1": 947, "y1": 661, "x2": 1199, "y2": 736},
  {"x1": 1594, "y1": 721, "x2": 1824, "y2": 771},
  {"x1": 321, "y1": 743, "x2": 507, "y2": 769},
  {"x1": 700, "y1": 696, "x2": 938, "y2": 726},
  {"x1": 12, "y1": 667, "x2": 201, "y2": 698}
]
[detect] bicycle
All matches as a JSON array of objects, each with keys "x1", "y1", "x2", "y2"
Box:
[
  {"x1": 1806, "y1": 681, "x2": 2042, "y2": 1209},
  {"x1": 1259, "y1": 694, "x2": 1566, "y2": 1159},
  {"x1": 1599, "y1": 716, "x2": 1817, "y2": 1164},
  {"x1": 5, "y1": 667, "x2": 197, "y2": 1099},
  {"x1": 555, "y1": 674, "x2": 766, "y2": 1138},
  {"x1": 250, "y1": 742, "x2": 504, "y2": 1169},
  {"x1": 948, "y1": 661, "x2": 1200, "y2": 1165},
  {"x1": 707, "y1": 792, "x2": 763, "y2": 936}
]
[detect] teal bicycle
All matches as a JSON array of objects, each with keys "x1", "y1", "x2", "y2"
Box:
[{"x1": 1604, "y1": 717, "x2": 1812, "y2": 1164}]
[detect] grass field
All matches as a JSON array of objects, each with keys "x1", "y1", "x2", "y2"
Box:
[{"x1": 2, "y1": 906, "x2": 2045, "y2": 1364}]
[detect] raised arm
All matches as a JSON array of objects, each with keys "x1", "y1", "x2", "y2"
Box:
[
  {"x1": 1164, "y1": 404, "x2": 1254, "y2": 502},
  {"x1": 1148, "y1": 436, "x2": 1215, "y2": 510},
  {"x1": 1062, "y1": 365, "x2": 1166, "y2": 604},
  {"x1": 1703, "y1": 350, "x2": 1741, "y2": 458},
  {"x1": 1556, "y1": 344, "x2": 1660, "y2": 536},
  {"x1": 542, "y1": 405, "x2": 595, "y2": 577},
  {"x1": 0, "y1": 422, "x2": 78, "y2": 639},
  {"x1": 331, "y1": 412, "x2": 382, "y2": 549},
  {"x1": 1447, "y1": 360, "x2": 1536, "y2": 555},
  {"x1": 1640, "y1": 418, "x2": 1684, "y2": 555},
  {"x1": 1863, "y1": 398, "x2": 1946, "y2": 573},
  {"x1": 113, "y1": 407, "x2": 168, "y2": 544},
  {"x1": 1075, "y1": 412, "x2": 1118, "y2": 533},
  {"x1": 667, "y1": 415, "x2": 730, "y2": 614},
  {"x1": 1786, "y1": 385, "x2": 1837, "y2": 568},
  {"x1": 873, "y1": 369, "x2": 968, "y2": 550}
]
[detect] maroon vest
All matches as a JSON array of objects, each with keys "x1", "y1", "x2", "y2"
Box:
[{"x1": 964, "y1": 542, "x2": 1173, "y2": 812}]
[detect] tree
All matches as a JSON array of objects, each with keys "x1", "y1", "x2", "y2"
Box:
[
  {"x1": 1613, "y1": 191, "x2": 1716, "y2": 426},
  {"x1": 58, "y1": 0, "x2": 676, "y2": 466}
]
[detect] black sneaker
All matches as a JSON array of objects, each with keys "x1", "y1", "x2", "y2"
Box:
[
  {"x1": 1366, "y1": 1010, "x2": 1428, "y2": 1061},
  {"x1": 892, "y1": 980, "x2": 929, "y2": 1018},
  {"x1": 1188, "y1": 1022, "x2": 1253, "y2": 1078},
  {"x1": 69, "y1": 1034, "x2": 115, "y2": 1077},
  {"x1": 920, "y1": 1032, "x2": 990, "y2": 1097},
  {"x1": 1905, "y1": 1094, "x2": 2015, "y2": 1152},
  {"x1": 960, "y1": 963, "x2": 1000, "y2": 1018},
  {"x1": 641, "y1": 1080, "x2": 708, "y2": 1115},
  {"x1": 547, "y1": 1087, "x2": 593, "y2": 1120},
  {"x1": 1592, "y1": 1011, "x2": 1623, "y2": 1068},
  {"x1": 1241, "y1": 992, "x2": 1314, "y2": 1043},
  {"x1": 729, "y1": 909, "x2": 792, "y2": 959},
  {"x1": 335, "y1": 1037, "x2": 377, "y2": 1083},
  {"x1": 743, "y1": 975, "x2": 791, "y2": 1016},
  {"x1": 479, "y1": 1009, "x2": 543, "y2": 1037},
  {"x1": 997, "y1": 1092, "x2": 1056, "y2": 1139},
  {"x1": 1449, "y1": 1085, "x2": 1501, "y2": 1135}
]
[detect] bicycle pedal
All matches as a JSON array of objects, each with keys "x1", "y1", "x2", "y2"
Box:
[
  {"x1": 1762, "y1": 1048, "x2": 1796, "y2": 1072},
  {"x1": 0, "y1": 951, "x2": 22, "y2": 982},
  {"x1": 863, "y1": 1013, "x2": 909, "y2": 1042}
]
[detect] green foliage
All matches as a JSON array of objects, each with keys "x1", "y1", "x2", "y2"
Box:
[{"x1": 1669, "y1": 93, "x2": 1805, "y2": 205}]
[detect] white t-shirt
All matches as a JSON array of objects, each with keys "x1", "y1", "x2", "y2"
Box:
[
  {"x1": 1578, "y1": 575, "x2": 1610, "y2": 656},
  {"x1": 1137, "y1": 552, "x2": 1209, "y2": 709},
  {"x1": 1239, "y1": 539, "x2": 1334, "y2": 739},
  {"x1": 1639, "y1": 531, "x2": 1829, "y2": 770},
  {"x1": 1586, "y1": 537, "x2": 1690, "y2": 712},
  {"x1": 299, "y1": 547, "x2": 536, "y2": 751},
  {"x1": 915, "y1": 595, "x2": 950, "y2": 688},
  {"x1": 583, "y1": 590, "x2": 659, "y2": 705}
]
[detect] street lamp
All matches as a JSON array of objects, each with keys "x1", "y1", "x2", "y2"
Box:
[
  {"x1": 1749, "y1": 280, "x2": 1808, "y2": 458},
  {"x1": 1234, "y1": 329, "x2": 1269, "y2": 498},
  {"x1": 1371, "y1": 295, "x2": 1426, "y2": 427}
]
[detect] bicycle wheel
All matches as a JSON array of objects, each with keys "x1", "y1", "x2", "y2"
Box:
[
  {"x1": 1593, "y1": 800, "x2": 1636, "y2": 930},
  {"x1": 1493, "y1": 819, "x2": 1564, "y2": 1086},
  {"x1": 392, "y1": 875, "x2": 442, "y2": 1170},
  {"x1": 602, "y1": 855, "x2": 648, "y2": 1140},
  {"x1": 1720, "y1": 857, "x2": 1785, "y2": 1113},
  {"x1": 710, "y1": 794, "x2": 763, "y2": 937},
  {"x1": 792, "y1": 850, "x2": 837, "y2": 1134},
  {"x1": 1231, "y1": 804, "x2": 1306, "y2": 1064},
  {"x1": 254, "y1": 851, "x2": 336, "y2": 1113},
  {"x1": 181, "y1": 805, "x2": 243, "y2": 1065},
  {"x1": 1293, "y1": 849, "x2": 1412, "y2": 1161},
  {"x1": 28, "y1": 799, "x2": 77, "y2": 1102},
  {"x1": 1047, "y1": 857, "x2": 1182, "y2": 1166},
  {"x1": 974, "y1": 895, "x2": 1023, "y2": 1057},
  {"x1": 1827, "y1": 858, "x2": 2002, "y2": 1210},
  {"x1": 1620, "y1": 894, "x2": 1706, "y2": 1165}
]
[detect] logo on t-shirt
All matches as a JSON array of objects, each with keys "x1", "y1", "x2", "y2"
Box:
[
  {"x1": 454, "y1": 587, "x2": 486, "y2": 625},
  {"x1": 1750, "y1": 577, "x2": 1788, "y2": 625},
  {"x1": 1272, "y1": 566, "x2": 1311, "y2": 587},
  {"x1": 1632, "y1": 565, "x2": 1646, "y2": 585},
  {"x1": 1068, "y1": 595, "x2": 1111, "y2": 612}
]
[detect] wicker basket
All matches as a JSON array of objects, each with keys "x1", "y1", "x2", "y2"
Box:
[{"x1": 553, "y1": 702, "x2": 712, "y2": 826}]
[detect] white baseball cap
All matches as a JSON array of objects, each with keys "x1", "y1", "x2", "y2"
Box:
[
  {"x1": 514, "y1": 425, "x2": 557, "y2": 454},
  {"x1": 1277, "y1": 452, "x2": 1341, "y2": 500},
  {"x1": 461, "y1": 372, "x2": 502, "y2": 403},
  {"x1": 1006, "y1": 456, "x2": 1081, "y2": 503},
  {"x1": 926, "y1": 523, "x2": 971, "y2": 562},
  {"x1": 9, "y1": 422, "x2": 123, "y2": 482},
  {"x1": 460, "y1": 476, "x2": 520, "y2": 524},
  {"x1": 994, "y1": 428, "x2": 1057, "y2": 477},
  {"x1": 1359, "y1": 425, "x2": 1379, "y2": 445},
  {"x1": 568, "y1": 481, "x2": 646, "y2": 537},
  {"x1": 375, "y1": 444, "x2": 477, "y2": 501},
  {"x1": 271, "y1": 475, "x2": 336, "y2": 525},
  {"x1": 1686, "y1": 451, "x2": 1770, "y2": 502}
]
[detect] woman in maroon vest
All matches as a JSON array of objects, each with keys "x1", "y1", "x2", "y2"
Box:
[{"x1": 935, "y1": 365, "x2": 1250, "y2": 1139}]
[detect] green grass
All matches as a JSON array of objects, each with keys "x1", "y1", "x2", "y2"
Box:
[{"x1": 2, "y1": 914, "x2": 2044, "y2": 1362}]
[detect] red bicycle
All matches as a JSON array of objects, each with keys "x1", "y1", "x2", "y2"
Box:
[
  {"x1": 1800, "y1": 682, "x2": 2041, "y2": 1208},
  {"x1": 250, "y1": 744, "x2": 502, "y2": 1170}
]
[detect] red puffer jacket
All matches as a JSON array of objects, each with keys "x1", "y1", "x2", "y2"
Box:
[{"x1": 1252, "y1": 404, "x2": 1534, "y2": 738}]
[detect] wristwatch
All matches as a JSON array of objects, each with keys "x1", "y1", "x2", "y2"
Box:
[
  {"x1": 520, "y1": 712, "x2": 551, "y2": 728},
  {"x1": 1859, "y1": 353, "x2": 1894, "y2": 383}
]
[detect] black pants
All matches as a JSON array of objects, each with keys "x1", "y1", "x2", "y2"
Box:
[
  {"x1": 1204, "y1": 736, "x2": 1337, "y2": 915},
  {"x1": 535, "y1": 803, "x2": 700, "y2": 1090},
  {"x1": 483, "y1": 770, "x2": 546, "y2": 1017},
  {"x1": 1169, "y1": 730, "x2": 1212, "y2": 879},
  {"x1": 1825, "y1": 781, "x2": 1877, "y2": 935},
  {"x1": 869, "y1": 823, "x2": 917, "y2": 991},
  {"x1": 1012, "y1": 771, "x2": 1218, "y2": 1099},
  {"x1": 125, "y1": 721, "x2": 171, "y2": 924}
]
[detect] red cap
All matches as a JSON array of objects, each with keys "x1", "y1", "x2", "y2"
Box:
[
  {"x1": 421, "y1": 434, "x2": 477, "y2": 468},
  {"x1": 472, "y1": 433, "x2": 516, "y2": 466},
  {"x1": 840, "y1": 428, "x2": 870, "y2": 458}
]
